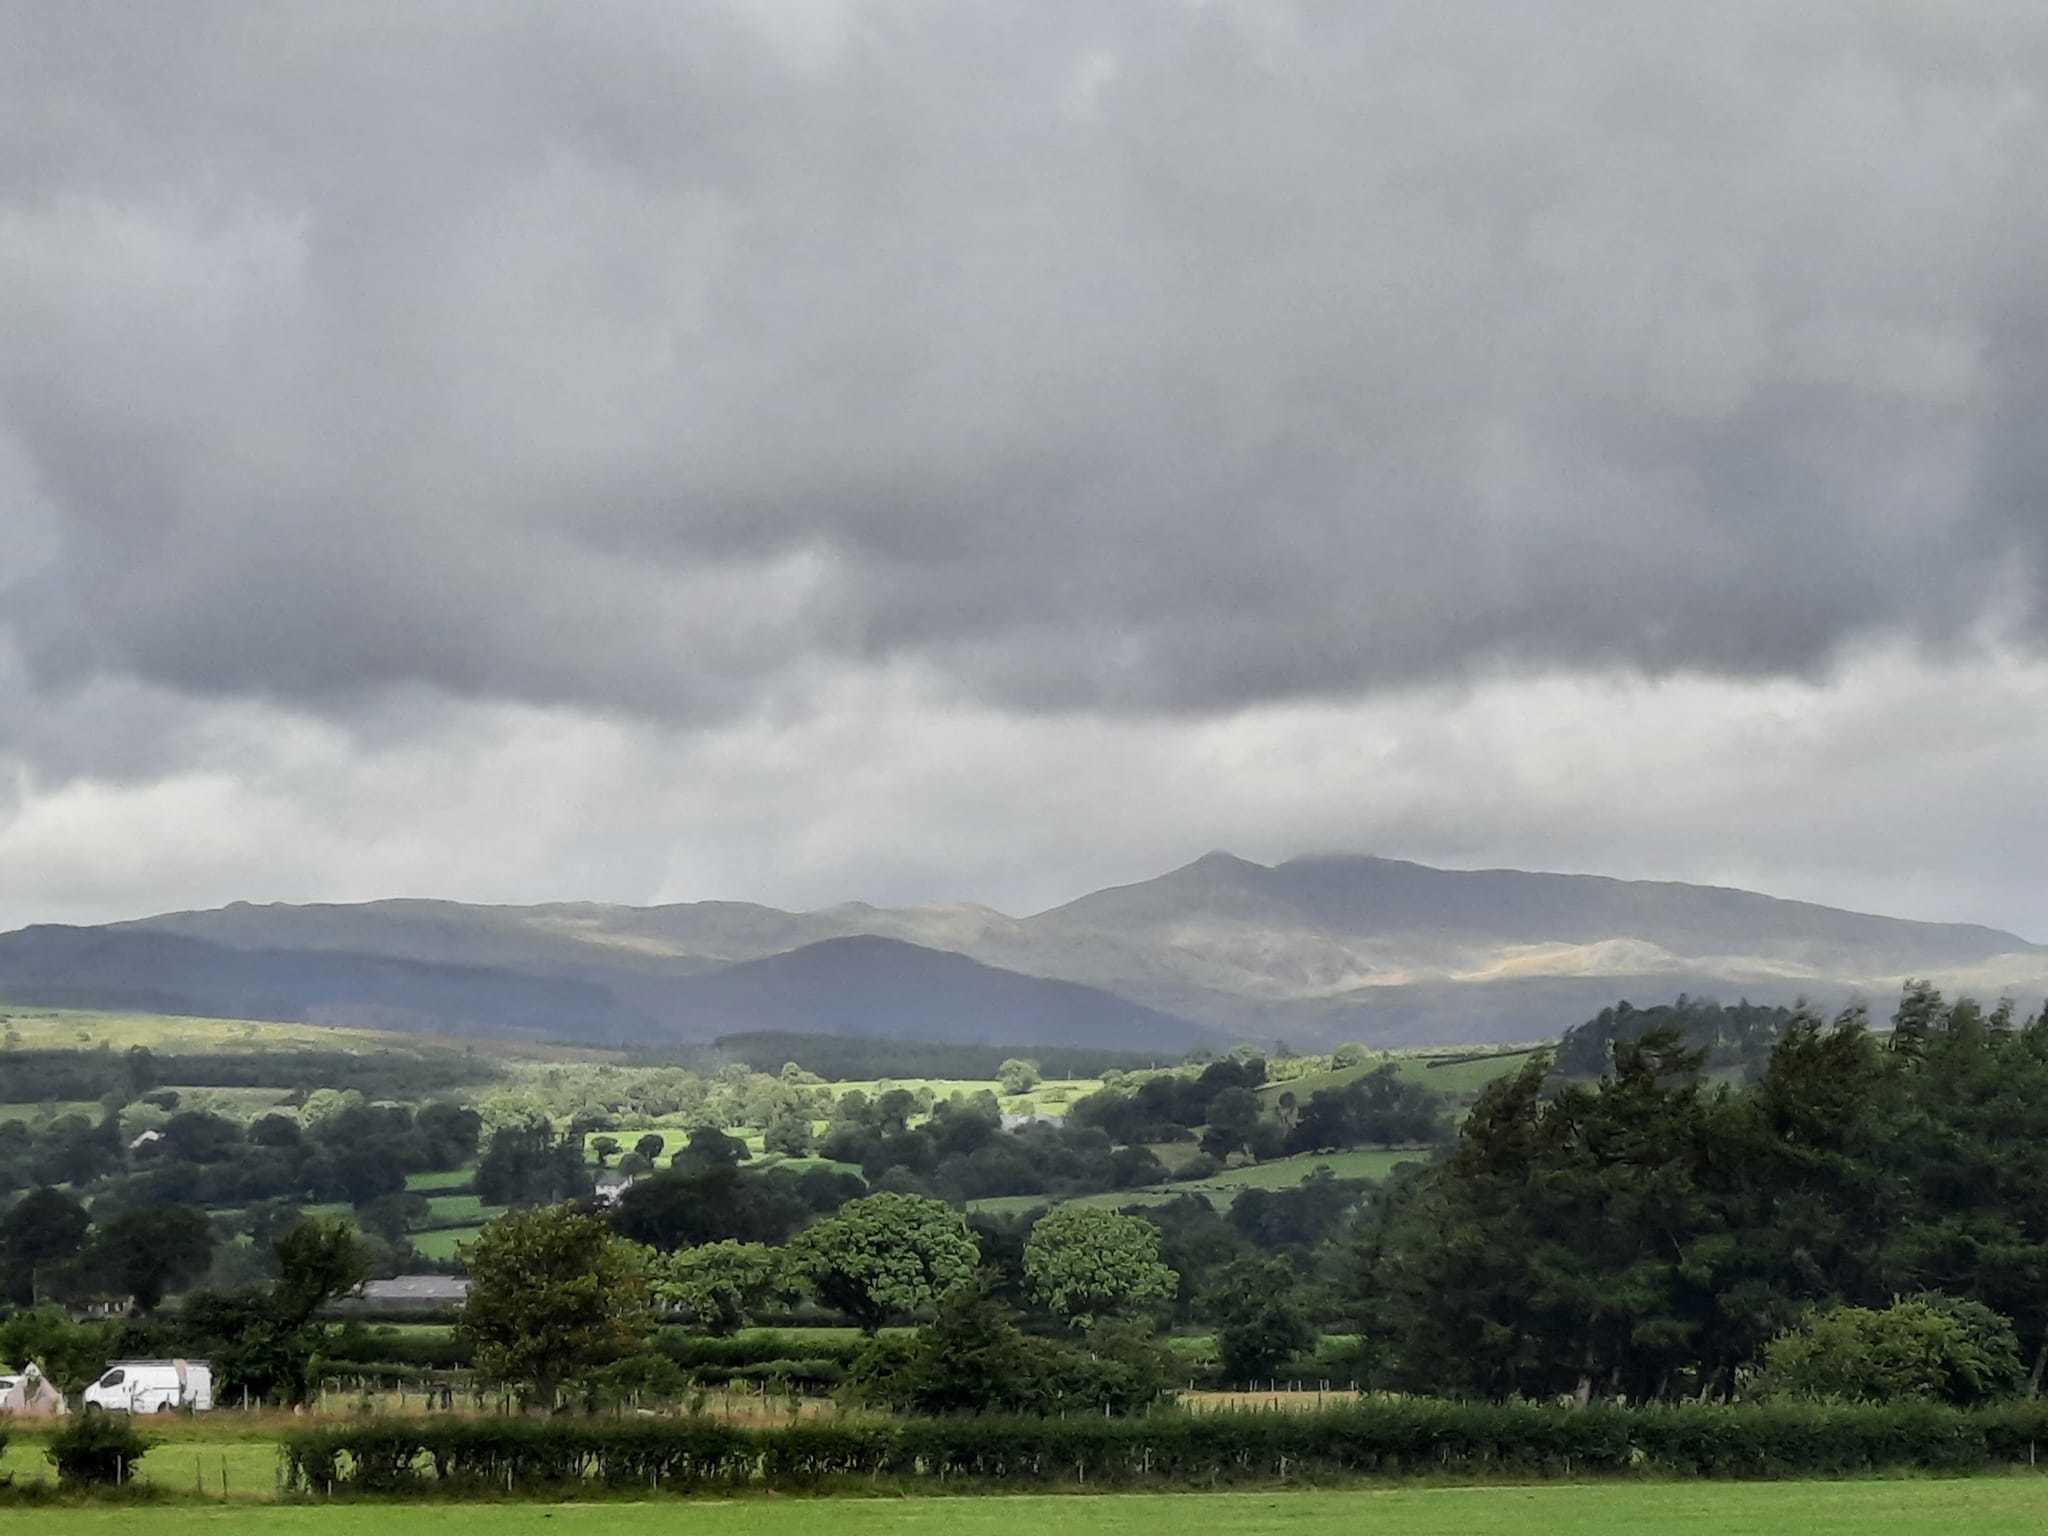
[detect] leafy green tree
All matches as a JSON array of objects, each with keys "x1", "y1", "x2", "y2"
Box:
[
  {"x1": 355, "y1": 1190, "x2": 430, "y2": 1246},
  {"x1": 459, "y1": 1206, "x2": 651, "y2": 1408},
  {"x1": 1205, "y1": 1254, "x2": 1317, "y2": 1382},
  {"x1": 789, "y1": 1193, "x2": 979, "y2": 1333},
  {"x1": 590, "y1": 1136, "x2": 621, "y2": 1167},
  {"x1": 1758, "y1": 1294, "x2": 2026, "y2": 1406},
  {"x1": 762, "y1": 1104, "x2": 814, "y2": 1156},
  {"x1": 849, "y1": 1282, "x2": 1178, "y2": 1417},
  {"x1": 272, "y1": 1216, "x2": 371, "y2": 1323},
  {"x1": 857, "y1": 1280, "x2": 1039, "y2": 1413},
  {"x1": 671, "y1": 1126, "x2": 751, "y2": 1172},
  {"x1": 0, "y1": 1306, "x2": 121, "y2": 1397},
  {"x1": 1200, "y1": 1086, "x2": 1263, "y2": 1159},
  {"x1": 647, "y1": 1240, "x2": 790, "y2": 1334},
  {"x1": 634, "y1": 1133, "x2": 665, "y2": 1163},
  {"x1": 171, "y1": 1216, "x2": 371, "y2": 1405},
  {"x1": 998, "y1": 1058, "x2": 1042, "y2": 1095},
  {"x1": 1023, "y1": 1205, "x2": 1177, "y2": 1327},
  {"x1": 1330, "y1": 1042, "x2": 1369, "y2": 1069},
  {"x1": 0, "y1": 1187, "x2": 90, "y2": 1305},
  {"x1": 476, "y1": 1120, "x2": 593, "y2": 1208},
  {"x1": 83, "y1": 1207, "x2": 214, "y2": 1312}
]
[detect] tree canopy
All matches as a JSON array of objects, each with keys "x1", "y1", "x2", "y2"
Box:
[
  {"x1": 1023, "y1": 1205, "x2": 1177, "y2": 1327},
  {"x1": 460, "y1": 1205, "x2": 651, "y2": 1408},
  {"x1": 788, "y1": 1193, "x2": 979, "y2": 1332}
]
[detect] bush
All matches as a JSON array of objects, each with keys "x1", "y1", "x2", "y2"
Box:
[
  {"x1": 1758, "y1": 1294, "x2": 2026, "y2": 1407},
  {"x1": 45, "y1": 1408, "x2": 154, "y2": 1487},
  {"x1": 282, "y1": 1397, "x2": 2048, "y2": 1494}
]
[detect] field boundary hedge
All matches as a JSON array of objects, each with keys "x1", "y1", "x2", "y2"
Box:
[{"x1": 282, "y1": 1398, "x2": 2048, "y2": 1494}]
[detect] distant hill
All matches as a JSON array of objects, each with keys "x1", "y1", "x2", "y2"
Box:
[
  {"x1": 0, "y1": 925, "x2": 649, "y2": 1041},
  {"x1": 2, "y1": 853, "x2": 2041, "y2": 1049},
  {"x1": 662, "y1": 936, "x2": 1203, "y2": 1048}
]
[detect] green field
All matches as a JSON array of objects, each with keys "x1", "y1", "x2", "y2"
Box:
[
  {"x1": 0, "y1": 1007, "x2": 439, "y2": 1055},
  {"x1": 1258, "y1": 1048, "x2": 1540, "y2": 1108},
  {"x1": 0, "y1": 1099, "x2": 101, "y2": 1123},
  {"x1": 966, "y1": 1148, "x2": 1425, "y2": 1217},
  {"x1": 404, "y1": 1167, "x2": 476, "y2": 1193},
  {"x1": 1185, "y1": 1147, "x2": 1427, "y2": 1190},
  {"x1": 0, "y1": 1006, "x2": 614, "y2": 1064},
  {"x1": 0, "y1": 1435, "x2": 281, "y2": 1495},
  {"x1": 419, "y1": 1193, "x2": 505, "y2": 1227},
  {"x1": 2, "y1": 1481, "x2": 2044, "y2": 1531},
  {"x1": 412, "y1": 1226, "x2": 483, "y2": 1259}
]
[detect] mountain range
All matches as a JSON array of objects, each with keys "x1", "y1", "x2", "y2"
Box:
[{"x1": 1, "y1": 853, "x2": 2041, "y2": 1049}]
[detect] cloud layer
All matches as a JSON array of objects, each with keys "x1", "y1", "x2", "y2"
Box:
[{"x1": 2, "y1": 2, "x2": 2044, "y2": 935}]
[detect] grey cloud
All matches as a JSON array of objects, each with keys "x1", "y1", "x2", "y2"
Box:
[{"x1": 2, "y1": 0, "x2": 2045, "y2": 738}]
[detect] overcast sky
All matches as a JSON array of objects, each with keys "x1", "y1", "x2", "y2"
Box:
[{"x1": 2, "y1": 2, "x2": 2044, "y2": 937}]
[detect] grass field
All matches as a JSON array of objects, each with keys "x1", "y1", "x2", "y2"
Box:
[
  {"x1": 419, "y1": 1194, "x2": 505, "y2": 1227},
  {"x1": 0, "y1": 1006, "x2": 615, "y2": 1064},
  {"x1": 966, "y1": 1188, "x2": 1191, "y2": 1217},
  {"x1": 1258, "y1": 1048, "x2": 1540, "y2": 1109},
  {"x1": 0, "y1": 1007, "x2": 439, "y2": 1055},
  {"x1": 413, "y1": 1226, "x2": 483, "y2": 1259},
  {"x1": 0, "y1": 1435, "x2": 282, "y2": 1496},
  {"x1": 1186, "y1": 1147, "x2": 1427, "y2": 1190},
  {"x1": 965, "y1": 1148, "x2": 1426, "y2": 1217},
  {"x1": 3, "y1": 1481, "x2": 2045, "y2": 1531},
  {"x1": 0, "y1": 1099, "x2": 101, "y2": 1123},
  {"x1": 404, "y1": 1167, "x2": 476, "y2": 1193}
]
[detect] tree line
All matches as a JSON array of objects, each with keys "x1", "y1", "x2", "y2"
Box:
[{"x1": 1350, "y1": 984, "x2": 2048, "y2": 1404}]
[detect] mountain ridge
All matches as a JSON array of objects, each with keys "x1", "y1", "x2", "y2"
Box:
[{"x1": 4, "y1": 853, "x2": 2041, "y2": 1049}]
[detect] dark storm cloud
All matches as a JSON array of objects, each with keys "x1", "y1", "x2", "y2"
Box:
[{"x1": 2, "y1": 0, "x2": 2044, "y2": 730}]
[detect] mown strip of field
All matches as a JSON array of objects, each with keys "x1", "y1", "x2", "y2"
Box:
[{"x1": 7, "y1": 1480, "x2": 2048, "y2": 1532}]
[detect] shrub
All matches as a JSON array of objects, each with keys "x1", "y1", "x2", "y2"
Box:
[
  {"x1": 282, "y1": 1397, "x2": 2048, "y2": 1495},
  {"x1": 45, "y1": 1408, "x2": 154, "y2": 1487},
  {"x1": 1757, "y1": 1294, "x2": 2026, "y2": 1407}
]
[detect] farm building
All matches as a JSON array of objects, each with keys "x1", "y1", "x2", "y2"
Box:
[{"x1": 338, "y1": 1275, "x2": 471, "y2": 1312}]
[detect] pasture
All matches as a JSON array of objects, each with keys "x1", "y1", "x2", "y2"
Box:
[
  {"x1": 4, "y1": 1481, "x2": 2046, "y2": 1532},
  {"x1": 412, "y1": 1226, "x2": 484, "y2": 1260},
  {"x1": 0, "y1": 1433, "x2": 283, "y2": 1497},
  {"x1": 1258, "y1": 1047, "x2": 1541, "y2": 1108},
  {"x1": 0, "y1": 1007, "x2": 430, "y2": 1056},
  {"x1": 966, "y1": 1147, "x2": 1426, "y2": 1216}
]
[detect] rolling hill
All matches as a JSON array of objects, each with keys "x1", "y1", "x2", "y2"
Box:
[{"x1": 1, "y1": 854, "x2": 2040, "y2": 1048}]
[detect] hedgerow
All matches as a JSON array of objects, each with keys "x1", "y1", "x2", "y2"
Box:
[{"x1": 281, "y1": 1396, "x2": 2048, "y2": 1495}]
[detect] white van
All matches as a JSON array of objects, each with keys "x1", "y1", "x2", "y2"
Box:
[{"x1": 82, "y1": 1360, "x2": 213, "y2": 1413}]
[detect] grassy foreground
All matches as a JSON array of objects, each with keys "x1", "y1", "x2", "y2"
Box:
[{"x1": 7, "y1": 1481, "x2": 2048, "y2": 1534}]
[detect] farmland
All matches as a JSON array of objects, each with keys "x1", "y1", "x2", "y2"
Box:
[
  {"x1": 966, "y1": 1147, "x2": 1428, "y2": 1216},
  {"x1": 3, "y1": 1482, "x2": 2046, "y2": 1532},
  {"x1": 0, "y1": 1005, "x2": 1463, "y2": 1260}
]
